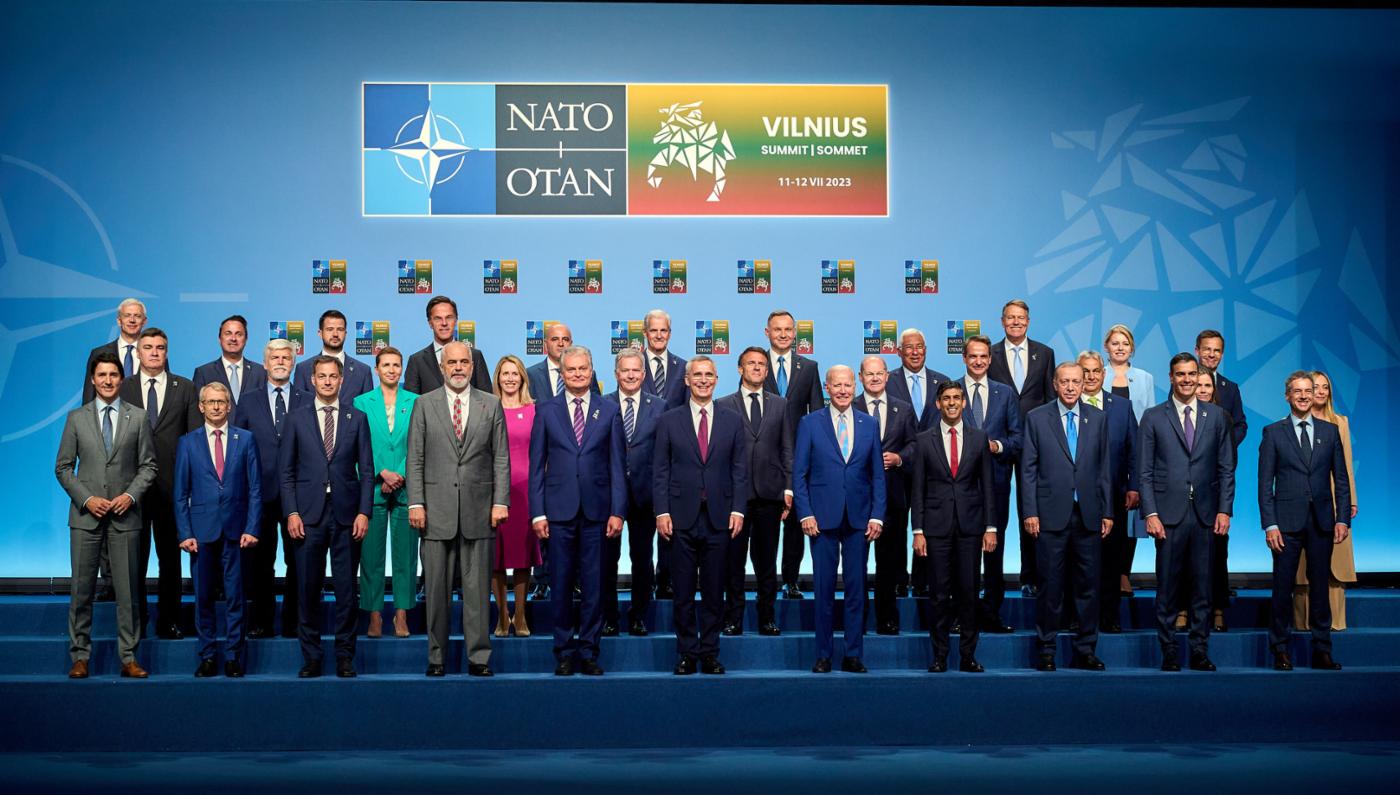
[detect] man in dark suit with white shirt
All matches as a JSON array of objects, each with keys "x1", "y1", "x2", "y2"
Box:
[
  {"x1": 717, "y1": 347, "x2": 793, "y2": 636},
  {"x1": 292, "y1": 310, "x2": 373, "y2": 400},
  {"x1": 640, "y1": 309, "x2": 688, "y2": 409},
  {"x1": 854, "y1": 355, "x2": 917, "y2": 635},
  {"x1": 1138, "y1": 352, "x2": 1235, "y2": 672},
  {"x1": 82, "y1": 298, "x2": 151, "y2": 404},
  {"x1": 985, "y1": 299, "x2": 1056, "y2": 597},
  {"x1": 193, "y1": 314, "x2": 267, "y2": 408},
  {"x1": 1258, "y1": 371, "x2": 1350, "y2": 671},
  {"x1": 402, "y1": 295, "x2": 491, "y2": 394},
  {"x1": 1195, "y1": 329, "x2": 1247, "y2": 627}
]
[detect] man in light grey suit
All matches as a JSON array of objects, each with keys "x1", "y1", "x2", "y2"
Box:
[
  {"x1": 55, "y1": 351, "x2": 158, "y2": 679},
  {"x1": 407, "y1": 341, "x2": 511, "y2": 677}
]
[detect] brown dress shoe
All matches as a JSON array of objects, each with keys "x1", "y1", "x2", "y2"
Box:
[
  {"x1": 68, "y1": 659, "x2": 89, "y2": 679},
  {"x1": 120, "y1": 661, "x2": 149, "y2": 679}
]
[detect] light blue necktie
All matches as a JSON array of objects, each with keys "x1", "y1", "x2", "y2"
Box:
[
  {"x1": 1066, "y1": 409, "x2": 1078, "y2": 464},
  {"x1": 970, "y1": 382, "x2": 985, "y2": 428},
  {"x1": 228, "y1": 363, "x2": 241, "y2": 403},
  {"x1": 123, "y1": 344, "x2": 134, "y2": 377},
  {"x1": 102, "y1": 406, "x2": 114, "y2": 454},
  {"x1": 776, "y1": 356, "x2": 788, "y2": 397},
  {"x1": 910, "y1": 373, "x2": 923, "y2": 421},
  {"x1": 837, "y1": 413, "x2": 850, "y2": 461},
  {"x1": 554, "y1": 367, "x2": 565, "y2": 396},
  {"x1": 1012, "y1": 346, "x2": 1026, "y2": 392}
]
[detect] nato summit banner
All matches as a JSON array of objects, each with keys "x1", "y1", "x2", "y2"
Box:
[{"x1": 363, "y1": 83, "x2": 887, "y2": 216}]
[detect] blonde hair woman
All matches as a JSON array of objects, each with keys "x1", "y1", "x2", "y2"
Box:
[
  {"x1": 1295, "y1": 371, "x2": 1358, "y2": 630},
  {"x1": 491, "y1": 355, "x2": 539, "y2": 637},
  {"x1": 1103, "y1": 323, "x2": 1155, "y2": 597}
]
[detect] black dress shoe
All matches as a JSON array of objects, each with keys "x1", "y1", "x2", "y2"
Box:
[
  {"x1": 601, "y1": 623, "x2": 619, "y2": 637},
  {"x1": 1161, "y1": 657, "x2": 1181, "y2": 672},
  {"x1": 96, "y1": 584, "x2": 116, "y2": 603},
  {"x1": 1021, "y1": 584, "x2": 1040, "y2": 598},
  {"x1": 224, "y1": 660, "x2": 244, "y2": 678},
  {"x1": 1189, "y1": 655, "x2": 1216, "y2": 672},
  {"x1": 1311, "y1": 651, "x2": 1342, "y2": 670},
  {"x1": 655, "y1": 584, "x2": 674, "y2": 600},
  {"x1": 959, "y1": 658, "x2": 985, "y2": 673},
  {"x1": 951, "y1": 622, "x2": 962, "y2": 635},
  {"x1": 195, "y1": 658, "x2": 218, "y2": 678},
  {"x1": 335, "y1": 659, "x2": 357, "y2": 678},
  {"x1": 759, "y1": 621, "x2": 781, "y2": 636},
  {"x1": 840, "y1": 656, "x2": 867, "y2": 673},
  {"x1": 812, "y1": 658, "x2": 832, "y2": 673},
  {"x1": 783, "y1": 583, "x2": 804, "y2": 599},
  {"x1": 530, "y1": 584, "x2": 551, "y2": 601},
  {"x1": 896, "y1": 585, "x2": 909, "y2": 598},
  {"x1": 1100, "y1": 621, "x2": 1122, "y2": 634},
  {"x1": 981, "y1": 620, "x2": 1015, "y2": 634},
  {"x1": 673, "y1": 657, "x2": 696, "y2": 675},
  {"x1": 700, "y1": 656, "x2": 726, "y2": 675},
  {"x1": 298, "y1": 662, "x2": 322, "y2": 678},
  {"x1": 875, "y1": 622, "x2": 899, "y2": 636},
  {"x1": 1036, "y1": 656, "x2": 1057, "y2": 672},
  {"x1": 246, "y1": 625, "x2": 271, "y2": 639},
  {"x1": 912, "y1": 585, "x2": 930, "y2": 598},
  {"x1": 628, "y1": 620, "x2": 650, "y2": 637},
  {"x1": 554, "y1": 659, "x2": 575, "y2": 676},
  {"x1": 1272, "y1": 652, "x2": 1294, "y2": 671},
  {"x1": 1066, "y1": 621, "x2": 1080, "y2": 633},
  {"x1": 156, "y1": 623, "x2": 184, "y2": 640},
  {"x1": 722, "y1": 623, "x2": 742, "y2": 637},
  {"x1": 425, "y1": 663, "x2": 446, "y2": 677},
  {"x1": 467, "y1": 663, "x2": 494, "y2": 677},
  {"x1": 579, "y1": 659, "x2": 604, "y2": 676},
  {"x1": 928, "y1": 657, "x2": 948, "y2": 673},
  {"x1": 1071, "y1": 654, "x2": 1106, "y2": 671}
]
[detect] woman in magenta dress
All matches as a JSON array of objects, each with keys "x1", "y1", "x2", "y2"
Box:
[{"x1": 493, "y1": 354, "x2": 540, "y2": 637}]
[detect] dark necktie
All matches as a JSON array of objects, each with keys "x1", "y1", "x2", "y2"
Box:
[
  {"x1": 970, "y1": 382, "x2": 985, "y2": 428},
  {"x1": 624, "y1": 397, "x2": 636, "y2": 443},
  {"x1": 698, "y1": 407, "x2": 709, "y2": 462},
  {"x1": 572, "y1": 398, "x2": 585, "y2": 445},
  {"x1": 102, "y1": 406, "x2": 114, "y2": 454},
  {"x1": 274, "y1": 387, "x2": 287, "y2": 436},
  {"x1": 749, "y1": 392, "x2": 762, "y2": 427},
  {"x1": 1299, "y1": 420, "x2": 1312, "y2": 463},
  {"x1": 146, "y1": 378, "x2": 159, "y2": 429},
  {"x1": 123, "y1": 344, "x2": 134, "y2": 377},
  {"x1": 1183, "y1": 405, "x2": 1195, "y2": 452},
  {"x1": 870, "y1": 398, "x2": 883, "y2": 440},
  {"x1": 321, "y1": 406, "x2": 335, "y2": 460},
  {"x1": 213, "y1": 429, "x2": 225, "y2": 481},
  {"x1": 653, "y1": 356, "x2": 666, "y2": 396}
]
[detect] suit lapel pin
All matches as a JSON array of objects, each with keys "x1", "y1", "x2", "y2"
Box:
[{"x1": 591, "y1": 410, "x2": 599, "y2": 421}]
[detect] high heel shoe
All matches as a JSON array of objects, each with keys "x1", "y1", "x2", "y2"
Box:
[
  {"x1": 367, "y1": 611, "x2": 383, "y2": 638},
  {"x1": 513, "y1": 614, "x2": 531, "y2": 638},
  {"x1": 494, "y1": 624, "x2": 511, "y2": 638},
  {"x1": 393, "y1": 610, "x2": 410, "y2": 638}
]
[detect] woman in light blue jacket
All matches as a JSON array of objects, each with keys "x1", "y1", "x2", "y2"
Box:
[{"x1": 1104, "y1": 323, "x2": 1154, "y2": 596}]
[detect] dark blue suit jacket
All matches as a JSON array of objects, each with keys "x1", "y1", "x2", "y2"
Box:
[
  {"x1": 526, "y1": 359, "x2": 602, "y2": 403},
  {"x1": 854, "y1": 394, "x2": 917, "y2": 520},
  {"x1": 640, "y1": 350, "x2": 688, "y2": 409},
  {"x1": 792, "y1": 408, "x2": 886, "y2": 530},
  {"x1": 762, "y1": 352, "x2": 825, "y2": 430},
  {"x1": 1214, "y1": 372, "x2": 1248, "y2": 449},
  {"x1": 885, "y1": 365, "x2": 953, "y2": 432},
  {"x1": 173, "y1": 425, "x2": 262, "y2": 544},
  {"x1": 237, "y1": 383, "x2": 308, "y2": 502},
  {"x1": 603, "y1": 390, "x2": 664, "y2": 511},
  {"x1": 1257, "y1": 417, "x2": 1351, "y2": 533},
  {"x1": 193, "y1": 357, "x2": 267, "y2": 402},
  {"x1": 1020, "y1": 401, "x2": 1113, "y2": 530},
  {"x1": 963, "y1": 378, "x2": 1022, "y2": 527},
  {"x1": 293, "y1": 354, "x2": 374, "y2": 401},
  {"x1": 276, "y1": 401, "x2": 374, "y2": 527},
  {"x1": 652, "y1": 403, "x2": 750, "y2": 529},
  {"x1": 528, "y1": 394, "x2": 627, "y2": 523},
  {"x1": 909, "y1": 423, "x2": 996, "y2": 537},
  {"x1": 717, "y1": 390, "x2": 793, "y2": 503},
  {"x1": 1097, "y1": 392, "x2": 1140, "y2": 500},
  {"x1": 1137, "y1": 399, "x2": 1236, "y2": 526}
]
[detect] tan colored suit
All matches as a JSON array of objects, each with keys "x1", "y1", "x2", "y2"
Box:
[{"x1": 1296, "y1": 413, "x2": 1357, "y2": 629}]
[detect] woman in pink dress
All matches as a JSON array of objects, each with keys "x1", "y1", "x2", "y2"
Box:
[{"x1": 492, "y1": 354, "x2": 540, "y2": 637}]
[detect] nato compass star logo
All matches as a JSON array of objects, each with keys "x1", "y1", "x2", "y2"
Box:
[
  {"x1": 363, "y1": 83, "x2": 497, "y2": 215},
  {"x1": 386, "y1": 108, "x2": 470, "y2": 190}
]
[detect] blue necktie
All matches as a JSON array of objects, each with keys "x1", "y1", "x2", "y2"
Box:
[
  {"x1": 146, "y1": 378, "x2": 159, "y2": 429},
  {"x1": 228, "y1": 363, "x2": 241, "y2": 404},
  {"x1": 652, "y1": 356, "x2": 666, "y2": 397},
  {"x1": 910, "y1": 374, "x2": 923, "y2": 421},
  {"x1": 102, "y1": 406, "x2": 114, "y2": 455},
  {"x1": 274, "y1": 387, "x2": 287, "y2": 436},
  {"x1": 624, "y1": 397, "x2": 636, "y2": 443},
  {"x1": 1012, "y1": 346, "x2": 1026, "y2": 393},
  {"x1": 123, "y1": 344, "x2": 134, "y2": 377},
  {"x1": 970, "y1": 382, "x2": 985, "y2": 428},
  {"x1": 554, "y1": 368, "x2": 565, "y2": 396},
  {"x1": 838, "y1": 413, "x2": 850, "y2": 460},
  {"x1": 776, "y1": 356, "x2": 788, "y2": 397},
  {"x1": 1066, "y1": 409, "x2": 1077, "y2": 464}
]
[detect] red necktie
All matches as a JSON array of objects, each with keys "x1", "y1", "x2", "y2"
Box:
[
  {"x1": 213, "y1": 429, "x2": 225, "y2": 481},
  {"x1": 948, "y1": 427, "x2": 959, "y2": 477},
  {"x1": 698, "y1": 407, "x2": 709, "y2": 462}
]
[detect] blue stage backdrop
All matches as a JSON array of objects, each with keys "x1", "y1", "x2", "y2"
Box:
[{"x1": 1, "y1": 2, "x2": 1397, "y2": 577}]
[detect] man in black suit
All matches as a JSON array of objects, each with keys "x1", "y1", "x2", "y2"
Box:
[
  {"x1": 653, "y1": 356, "x2": 749, "y2": 675},
  {"x1": 1259, "y1": 371, "x2": 1350, "y2": 671},
  {"x1": 717, "y1": 347, "x2": 793, "y2": 636},
  {"x1": 985, "y1": 299, "x2": 1056, "y2": 597},
  {"x1": 193, "y1": 314, "x2": 267, "y2": 409},
  {"x1": 1195, "y1": 329, "x2": 1247, "y2": 627},
  {"x1": 761, "y1": 310, "x2": 824, "y2": 599},
  {"x1": 403, "y1": 295, "x2": 491, "y2": 395},
  {"x1": 910, "y1": 381, "x2": 997, "y2": 673},
  {"x1": 601, "y1": 349, "x2": 665, "y2": 636},
  {"x1": 118, "y1": 328, "x2": 202, "y2": 639},
  {"x1": 239, "y1": 338, "x2": 309, "y2": 637},
  {"x1": 82, "y1": 298, "x2": 150, "y2": 404},
  {"x1": 292, "y1": 310, "x2": 374, "y2": 400},
  {"x1": 1078, "y1": 351, "x2": 1139, "y2": 634},
  {"x1": 279, "y1": 355, "x2": 375, "y2": 678},
  {"x1": 1021, "y1": 362, "x2": 1113, "y2": 672},
  {"x1": 1139, "y1": 353, "x2": 1235, "y2": 671},
  {"x1": 854, "y1": 355, "x2": 917, "y2": 635},
  {"x1": 882, "y1": 328, "x2": 950, "y2": 597},
  {"x1": 640, "y1": 309, "x2": 688, "y2": 409}
]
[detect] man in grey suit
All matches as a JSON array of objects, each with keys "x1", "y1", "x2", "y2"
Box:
[
  {"x1": 408, "y1": 341, "x2": 511, "y2": 677},
  {"x1": 55, "y1": 351, "x2": 158, "y2": 679}
]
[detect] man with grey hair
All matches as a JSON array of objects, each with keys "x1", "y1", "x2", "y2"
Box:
[
  {"x1": 529, "y1": 345, "x2": 627, "y2": 675},
  {"x1": 642, "y1": 308, "x2": 687, "y2": 409},
  {"x1": 83, "y1": 298, "x2": 157, "y2": 404}
]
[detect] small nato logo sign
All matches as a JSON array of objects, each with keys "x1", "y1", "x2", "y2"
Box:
[
  {"x1": 821, "y1": 260, "x2": 838, "y2": 279},
  {"x1": 696, "y1": 320, "x2": 713, "y2": 339},
  {"x1": 312, "y1": 260, "x2": 330, "y2": 279},
  {"x1": 569, "y1": 260, "x2": 587, "y2": 278},
  {"x1": 526, "y1": 321, "x2": 545, "y2": 339},
  {"x1": 904, "y1": 260, "x2": 920, "y2": 279},
  {"x1": 397, "y1": 260, "x2": 414, "y2": 279},
  {"x1": 864, "y1": 321, "x2": 881, "y2": 339},
  {"x1": 653, "y1": 260, "x2": 670, "y2": 279},
  {"x1": 611, "y1": 321, "x2": 628, "y2": 339},
  {"x1": 484, "y1": 260, "x2": 501, "y2": 279},
  {"x1": 948, "y1": 320, "x2": 963, "y2": 338},
  {"x1": 737, "y1": 260, "x2": 755, "y2": 278}
]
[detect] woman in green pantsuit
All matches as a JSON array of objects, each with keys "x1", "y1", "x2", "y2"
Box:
[{"x1": 353, "y1": 346, "x2": 418, "y2": 637}]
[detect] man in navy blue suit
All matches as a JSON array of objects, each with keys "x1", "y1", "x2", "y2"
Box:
[
  {"x1": 793, "y1": 365, "x2": 886, "y2": 674},
  {"x1": 292, "y1": 310, "x2": 373, "y2": 400},
  {"x1": 174, "y1": 382, "x2": 262, "y2": 678},
  {"x1": 1196, "y1": 329, "x2": 1247, "y2": 627},
  {"x1": 601, "y1": 349, "x2": 665, "y2": 636},
  {"x1": 960, "y1": 335, "x2": 1022, "y2": 632},
  {"x1": 1021, "y1": 362, "x2": 1113, "y2": 671},
  {"x1": 1139, "y1": 353, "x2": 1235, "y2": 671},
  {"x1": 239, "y1": 338, "x2": 308, "y2": 637},
  {"x1": 653, "y1": 356, "x2": 749, "y2": 675},
  {"x1": 1259, "y1": 371, "x2": 1351, "y2": 671},
  {"x1": 278, "y1": 355, "x2": 374, "y2": 678},
  {"x1": 853, "y1": 355, "x2": 916, "y2": 635},
  {"x1": 1078, "y1": 351, "x2": 1139, "y2": 634},
  {"x1": 192, "y1": 314, "x2": 267, "y2": 408},
  {"x1": 529, "y1": 346, "x2": 627, "y2": 676},
  {"x1": 640, "y1": 309, "x2": 688, "y2": 409}
]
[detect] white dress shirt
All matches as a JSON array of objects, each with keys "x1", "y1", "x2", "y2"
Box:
[
  {"x1": 829, "y1": 404, "x2": 853, "y2": 458},
  {"x1": 204, "y1": 422, "x2": 230, "y2": 469},
  {"x1": 313, "y1": 397, "x2": 340, "y2": 449},
  {"x1": 1172, "y1": 395, "x2": 1200, "y2": 428},
  {"x1": 963, "y1": 374, "x2": 1000, "y2": 451},
  {"x1": 444, "y1": 384, "x2": 472, "y2": 429},
  {"x1": 563, "y1": 390, "x2": 591, "y2": 419},
  {"x1": 862, "y1": 391, "x2": 887, "y2": 440},
  {"x1": 768, "y1": 349, "x2": 791, "y2": 384},
  {"x1": 139, "y1": 369, "x2": 168, "y2": 418},
  {"x1": 94, "y1": 396, "x2": 122, "y2": 441},
  {"x1": 912, "y1": 419, "x2": 995, "y2": 535}
]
